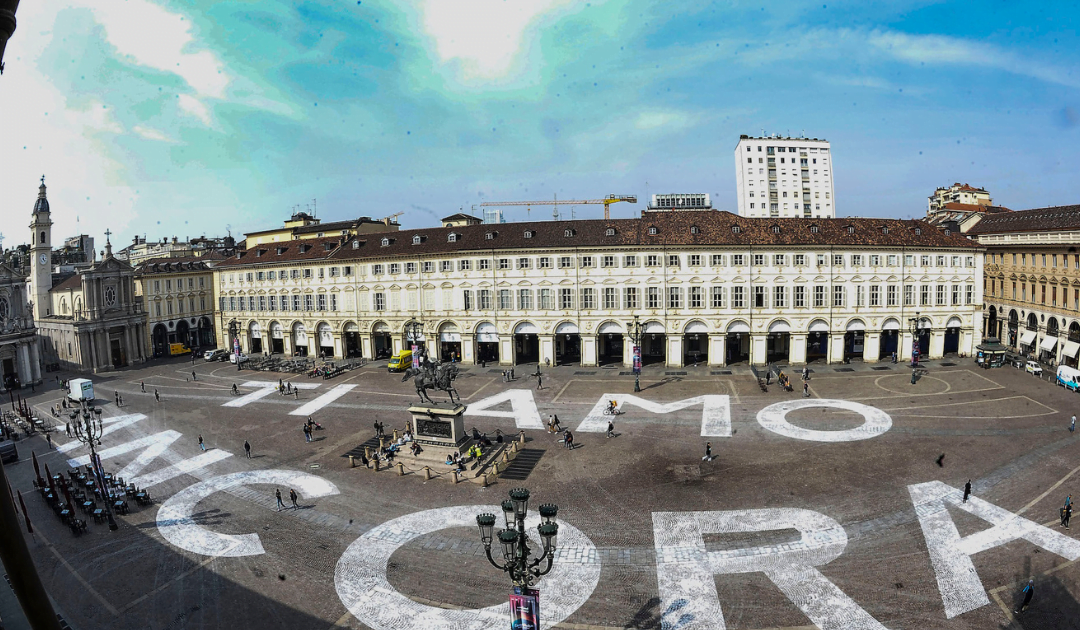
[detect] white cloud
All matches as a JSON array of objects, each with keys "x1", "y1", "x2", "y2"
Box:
[
  {"x1": 177, "y1": 94, "x2": 212, "y2": 126},
  {"x1": 132, "y1": 125, "x2": 173, "y2": 143},
  {"x1": 868, "y1": 30, "x2": 1080, "y2": 89},
  {"x1": 417, "y1": 0, "x2": 576, "y2": 80},
  {"x1": 634, "y1": 110, "x2": 693, "y2": 131}
]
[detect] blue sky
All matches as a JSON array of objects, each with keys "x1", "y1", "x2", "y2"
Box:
[{"x1": 1, "y1": 0, "x2": 1078, "y2": 250}]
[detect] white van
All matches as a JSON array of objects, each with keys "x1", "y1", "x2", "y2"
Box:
[
  {"x1": 1057, "y1": 366, "x2": 1080, "y2": 392},
  {"x1": 67, "y1": 378, "x2": 95, "y2": 403}
]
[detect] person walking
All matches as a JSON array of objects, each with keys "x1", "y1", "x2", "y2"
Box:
[
  {"x1": 294, "y1": 388, "x2": 299, "y2": 400},
  {"x1": 65, "y1": 422, "x2": 71, "y2": 437},
  {"x1": 289, "y1": 488, "x2": 299, "y2": 509},
  {"x1": 1064, "y1": 504, "x2": 1073, "y2": 530},
  {"x1": 114, "y1": 391, "x2": 119, "y2": 406},
  {"x1": 963, "y1": 480, "x2": 971, "y2": 503},
  {"x1": 244, "y1": 440, "x2": 251, "y2": 458},
  {"x1": 141, "y1": 380, "x2": 145, "y2": 393},
  {"x1": 766, "y1": 370, "x2": 772, "y2": 386},
  {"x1": 1015, "y1": 578, "x2": 1034, "y2": 614},
  {"x1": 551, "y1": 414, "x2": 562, "y2": 432},
  {"x1": 803, "y1": 382, "x2": 810, "y2": 398},
  {"x1": 303, "y1": 424, "x2": 312, "y2": 443},
  {"x1": 154, "y1": 389, "x2": 160, "y2": 402},
  {"x1": 118, "y1": 394, "x2": 124, "y2": 407},
  {"x1": 702, "y1": 442, "x2": 714, "y2": 462},
  {"x1": 563, "y1": 430, "x2": 573, "y2": 450},
  {"x1": 275, "y1": 488, "x2": 285, "y2": 511},
  {"x1": 46, "y1": 433, "x2": 52, "y2": 450},
  {"x1": 198, "y1": 435, "x2": 206, "y2": 452},
  {"x1": 606, "y1": 421, "x2": 615, "y2": 439},
  {"x1": 1071, "y1": 415, "x2": 1076, "y2": 433},
  {"x1": 192, "y1": 370, "x2": 197, "y2": 382},
  {"x1": 536, "y1": 373, "x2": 543, "y2": 390}
]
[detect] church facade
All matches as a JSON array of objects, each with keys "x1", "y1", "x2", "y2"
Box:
[
  {"x1": 29, "y1": 179, "x2": 148, "y2": 373},
  {"x1": 0, "y1": 262, "x2": 39, "y2": 390}
]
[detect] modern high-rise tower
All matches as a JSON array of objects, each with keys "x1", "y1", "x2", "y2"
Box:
[{"x1": 734, "y1": 135, "x2": 835, "y2": 219}]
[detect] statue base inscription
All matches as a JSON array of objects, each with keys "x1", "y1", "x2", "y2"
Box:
[{"x1": 407, "y1": 403, "x2": 472, "y2": 457}]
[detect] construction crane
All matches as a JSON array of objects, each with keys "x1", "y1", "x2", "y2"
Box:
[
  {"x1": 480, "y1": 194, "x2": 637, "y2": 221},
  {"x1": 381, "y1": 211, "x2": 404, "y2": 226}
]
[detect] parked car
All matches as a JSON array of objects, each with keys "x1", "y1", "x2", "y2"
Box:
[
  {"x1": 204, "y1": 349, "x2": 227, "y2": 362},
  {"x1": 1026, "y1": 361, "x2": 1043, "y2": 376}
]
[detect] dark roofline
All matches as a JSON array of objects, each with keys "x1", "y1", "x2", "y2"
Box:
[{"x1": 967, "y1": 204, "x2": 1080, "y2": 235}]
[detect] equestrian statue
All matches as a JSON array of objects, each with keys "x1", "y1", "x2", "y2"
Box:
[{"x1": 402, "y1": 354, "x2": 460, "y2": 404}]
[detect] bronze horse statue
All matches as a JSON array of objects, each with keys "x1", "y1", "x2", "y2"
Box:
[{"x1": 402, "y1": 361, "x2": 460, "y2": 404}]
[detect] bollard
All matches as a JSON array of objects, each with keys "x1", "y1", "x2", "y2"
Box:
[
  {"x1": 374, "y1": 458, "x2": 381, "y2": 472},
  {"x1": 423, "y1": 466, "x2": 432, "y2": 480},
  {"x1": 393, "y1": 429, "x2": 399, "y2": 441},
  {"x1": 452, "y1": 470, "x2": 460, "y2": 484},
  {"x1": 512, "y1": 441, "x2": 520, "y2": 453},
  {"x1": 481, "y1": 473, "x2": 489, "y2": 487},
  {"x1": 518, "y1": 430, "x2": 526, "y2": 444},
  {"x1": 349, "y1": 455, "x2": 355, "y2": 468},
  {"x1": 493, "y1": 461, "x2": 502, "y2": 474},
  {"x1": 364, "y1": 446, "x2": 371, "y2": 459},
  {"x1": 503, "y1": 451, "x2": 510, "y2": 463},
  {"x1": 379, "y1": 437, "x2": 385, "y2": 449},
  {"x1": 397, "y1": 462, "x2": 405, "y2": 476}
]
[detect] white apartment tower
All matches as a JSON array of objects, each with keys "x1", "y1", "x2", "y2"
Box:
[{"x1": 735, "y1": 135, "x2": 835, "y2": 219}]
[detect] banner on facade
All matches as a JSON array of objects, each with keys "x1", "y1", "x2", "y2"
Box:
[
  {"x1": 411, "y1": 344, "x2": 420, "y2": 369},
  {"x1": 911, "y1": 344, "x2": 920, "y2": 366},
  {"x1": 632, "y1": 345, "x2": 642, "y2": 374},
  {"x1": 509, "y1": 587, "x2": 539, "y2": 630}
]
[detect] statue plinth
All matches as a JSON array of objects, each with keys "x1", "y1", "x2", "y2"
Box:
[{"x1": 407, "y1": 403, "x2": 471, "y2": 455}]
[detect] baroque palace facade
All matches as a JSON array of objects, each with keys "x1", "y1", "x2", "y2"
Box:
[
  {"x1": 214, "y1": 211, "x2": 982, "y2": 368},
  {"x1": 970, "y1": 204, "x2": 1080, "y2": 367}
]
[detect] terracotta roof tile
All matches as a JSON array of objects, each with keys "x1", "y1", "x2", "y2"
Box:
[{"x1": 967, "y1": 204, "x2": 1080, "y2": 235}]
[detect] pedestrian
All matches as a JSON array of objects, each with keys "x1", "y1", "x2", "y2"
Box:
[
  {"x1": 935, "y1": 453, "x2": 945, "y2": 467},
  {"x1": 607, "y1": 421, "x2": 615, "y2": 439},
  {"x1": 374, "y1": 421, "x2": 381, "y2": 437},
  {"x1": 1072, "y1": 415, "x2": 1076, "y2": 433},
  {"x1": 119, "y1": 394, "x2": 124, "y2": 406},
  {"x1": 551, "y1": 414, "x2": 562, "y2": 432},
  {"x1": 294, "y1": 388, "x2": 299, "y2": 400},
  {"x1": 303, "y1": 425, "x2": 311, "y2": 442},
  {"x1": 289, "y1": 488, "x2": 299, "y2": 509},
  {"x1": 803, "y1": 382, "x2": 810, "y2": 398},
  {"x1": 963, "y1": 480, "x2": 971, "y2": 503},
  {"x1": 1015, "y1": 578, "x2": 1034, "y2": 613},
  {"x1": 114, "y1": 391, "x2": 119, "y2": 405},
  {"x1": 547, "y1": 415, "x2": 555, "y2": 433},
  {"x1": 46, "y1": 433, "x2": 52, "y2": 449},
  {"x1": 562, "y1": 429, "x2": 572, "y2": 449},
  {"x1": 702, "y1": 442, "x2": 714, "y2": 462},
  {"x1": 141, "y1": 380, "x2": 145, "y2": 393},
  {"x1": 279, "y1": 378, "x2": 283, "y2": 390},
  {"x1": 378, "y1": 421, "x2": 385, "y2": 437},
  {"x1": 1066, "y1": 494, "x2": 1072, "y2": 510},
  {"x1": 536, "y1": 373, "x2": 543, "y2": 390},
  {"x1": 192, "y1": 370, "x2": 196, "y2": 381},
  {"x1": 244, "y1": 440, "x2": 251, "y2": 458},
  {"x1": 275, "y1": 488, "x2": 284, "y2": 511},
  {"x1": 198, "y1": 434, "x2": 205, "y2": 451},
  {"x1": 65, "y1": 422, "x2": 71, "y2": 437},
  {"x1": 154, "y1": 389, "x2": 160, "y2": 402},
  {"x1": 510, "y1": 367, "x2": 515, "y2": 380},
  {"x1": 766, "y1": 371, "x2": 772, "y2": 386},
  {"x1": 1064, "y1": 504, "x2": 1073, "y2": 530}
]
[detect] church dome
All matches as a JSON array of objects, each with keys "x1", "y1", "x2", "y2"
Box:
[{"x1": 33, "y1": 176, "x2": 49, "y2": 213}]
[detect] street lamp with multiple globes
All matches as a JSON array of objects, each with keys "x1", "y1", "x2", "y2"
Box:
[
  {"x1": 625, "y1": 315, "x2": 642, "y2": 393},
  {"x1": 404, "y1": 318, "x2": 425, "y2": 362},
  {"x1": 69, "y1": 401, "x2": 119, "y2": 531},
  {"x1": 475, "y1": 488, "x2": 559, "y2": 588}
]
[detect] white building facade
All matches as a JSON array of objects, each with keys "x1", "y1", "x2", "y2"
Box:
[
  {"x1": 735, "y1": 135, "x2": 835, "y2": 219},
  {"x1": 214, "y1": 212, "x2": 981, "y2": 368}
]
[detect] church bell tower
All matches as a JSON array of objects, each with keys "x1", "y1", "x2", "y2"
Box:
[{"x1": 29, "y1": 175, "x2": 53, "y2": 320}]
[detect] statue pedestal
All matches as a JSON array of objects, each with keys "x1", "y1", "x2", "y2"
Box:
[{"x1": 408, "y1": 403, "x2": 472, "y2": 458}]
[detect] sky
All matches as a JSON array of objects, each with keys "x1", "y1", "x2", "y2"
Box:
[{"x1": 1, "y1": 0, "x2": 1078, "y2": 251}]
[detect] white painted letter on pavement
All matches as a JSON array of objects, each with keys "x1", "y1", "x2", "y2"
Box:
[
  {"x1": 652, "y1": 509, "x2": 888, "y2": 630},
  {"x1": 222, "y1": 381, "x2": 319, "y2": 408},
  {"x1": 908, "y1": 480, "x2": 1080, "y2": 619},
  {"x1": 756, "y1": 399, "x2": 891, "y2": 442},
  {"x1": 577, "y1": 394, "x2": 731, "y2": 437},
  {"x1": 464, "y1": 390, "x2": 544, "y2": 429},
  {"x1": 157, "y1": 470, "x2": 339, "y2": 557},
  {"x1": 335, "y1": 505, "x2": 600, "y2": 629}
]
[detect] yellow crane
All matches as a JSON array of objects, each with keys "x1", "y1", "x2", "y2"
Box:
[
  {"x1": 381, "y1": 211, "x2": 404, "y2": 225},
  {"x1": 480, "y1": 194, "x2": 637, "y2": 220}
]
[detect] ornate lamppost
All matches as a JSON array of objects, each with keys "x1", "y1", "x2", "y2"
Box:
[
  {"x1": 625, "y1": 315, "x2": 642, "y2": 392},
  {"x1": 405, "y1": 318, "x2": 425, "y2": 363},
  {"x1": 475, "y1": 488, "x2": 559, "y2": 588},
  {"x1": 908, "y1": 311, "x2": 923, "y2": 383},
  {"x1": 69, "y1": 401, "x2": 119, "y2": 531},
  {"x1": 226, "y1": 317, "x2": 241, "y2": 370}
]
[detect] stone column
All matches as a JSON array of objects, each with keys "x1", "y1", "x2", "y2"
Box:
[
  {"x1": 580, "y1": 335, "x2": 598, "y2": 367},
  {"x1": 667, "y1": 334, "x2": 683, "y2": 368},
  {"x1": 827, "y1": 333, "x2": 845, "y2": 364},
  {"x1": 750, "y1": 333, "x2": 768, "y2": 366},
  {"x1": 709, "y1": 334, "x2": 726, "y2": 367},
  {"x1": 499, "y1": 336, "x2": 514, "y2": 366},
  {"x1": 87, "y1": 331, "x2": 99, "y2": 370},
  {"x1": 622, "y1": 334, "x2": 634, "y2": 367},
  {"x1": 864, "y1": 332, "x2": 881, "y2": 363},
  {"x1": 789, "y1": 333, "x2": 807, "y2": 365},
  {"x1": 29, "y1": 342, "x2": 41, "y2": 382},
  {"x1": 17, "y1": 343, "x2": 31, "y2": 387},
  {"x1": 538, "y1": 334, "x2": 554, "y2": 367},
  {"x1": 460, "y1": 333, "x2": 475, "y2": 365}
]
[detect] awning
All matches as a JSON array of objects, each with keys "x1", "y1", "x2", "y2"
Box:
[
  {"x1": 1020, "y1": 330, "x2": 1037, "y2": 346},
  {"x1": 1064, "y1": 341, "x2": 1080, "y2": 358},
  {"x1": 1040, "y1": 336, "x2": 1058, "y2": 352}
]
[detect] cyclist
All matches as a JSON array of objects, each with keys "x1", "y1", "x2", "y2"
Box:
[{"x1": 232, "y1": 384, "x2": 239, "y2": 395}]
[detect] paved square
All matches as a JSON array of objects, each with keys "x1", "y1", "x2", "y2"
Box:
[{"x1": 8, "y1": 357, "x2": 1080, "y2": 629}]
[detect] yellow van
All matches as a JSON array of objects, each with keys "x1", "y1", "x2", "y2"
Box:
[
  {"x1": 169, "y1": 343, "x2": 191, "y2": 356},
  {"x1": 387, "y1": 349, "x2": 413, "y2": 372}
]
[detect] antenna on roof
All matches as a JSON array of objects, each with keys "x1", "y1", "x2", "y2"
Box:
[{"x1": 552, "y1": 193, "x2": 558, "y2": 221}]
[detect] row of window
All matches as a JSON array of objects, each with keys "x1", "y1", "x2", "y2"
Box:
[
  {"x1": 220, "y1": 294, "x2": 339, "y2": 313},
  {"x1": 992, "y1": 252, "x2": 1080, "y2": 270},
  {"x1": 221, "y1": 253, "x2": 977, "y2": 284},
  {"x1": 151, "y1": 276, "x2": 206, "y2": 293},
  {"x1": 989, "y1": 280, "x2": 1080, "y2": 310},
  {"x1": 152, "y1": 296, "x2": 207, "y2": 317}
]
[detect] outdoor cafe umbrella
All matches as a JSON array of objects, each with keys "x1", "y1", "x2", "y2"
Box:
[
  {"x1": 16, "y1": 489, "x2": 33, "y2": 534},
  {"x1": 44, "y1": 463, "x2": 54, "y2": 494},
  {"x1": 62, "y1": 483, "x2": 74, "y2": 511},
  {"x1": 31, "y1": 451, "x2": 42, "y2": 486}
]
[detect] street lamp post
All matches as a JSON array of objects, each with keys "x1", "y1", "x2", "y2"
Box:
[
  {"x1": 227, "y1": 318, "x2": 241, "y2": 370},
  {"x1": 69, "y1": 401, "x2": 119, "y2": 531},
  {"x1": 475, "y1": 488, "x2": 559, "y2": 588},
  {"x1": 908, "y1": 311, "x2": 922, "y2": 384},
  {"x1": 626, "y1": 315, "x2": 642, "y2": 392}
]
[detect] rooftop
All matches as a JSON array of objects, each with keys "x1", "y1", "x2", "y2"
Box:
[{"x1": 967, "y1": 204, "x2": 1080, "y2": 236}]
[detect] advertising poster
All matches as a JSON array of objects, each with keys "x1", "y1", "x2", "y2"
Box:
[
  {"x1": 411, "y1": 344, "x2": 420, "y2": 369},
  {"x1": 632, "y1": 345, "x2": 641, "y2": 374},
  {"x1": 509, "y1": 588, "x2": 539, "y2": 630}
]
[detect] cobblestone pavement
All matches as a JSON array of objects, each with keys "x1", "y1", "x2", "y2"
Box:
[{"x1": 7, "y1": 356, "x2": 1080, "y2": 629}]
